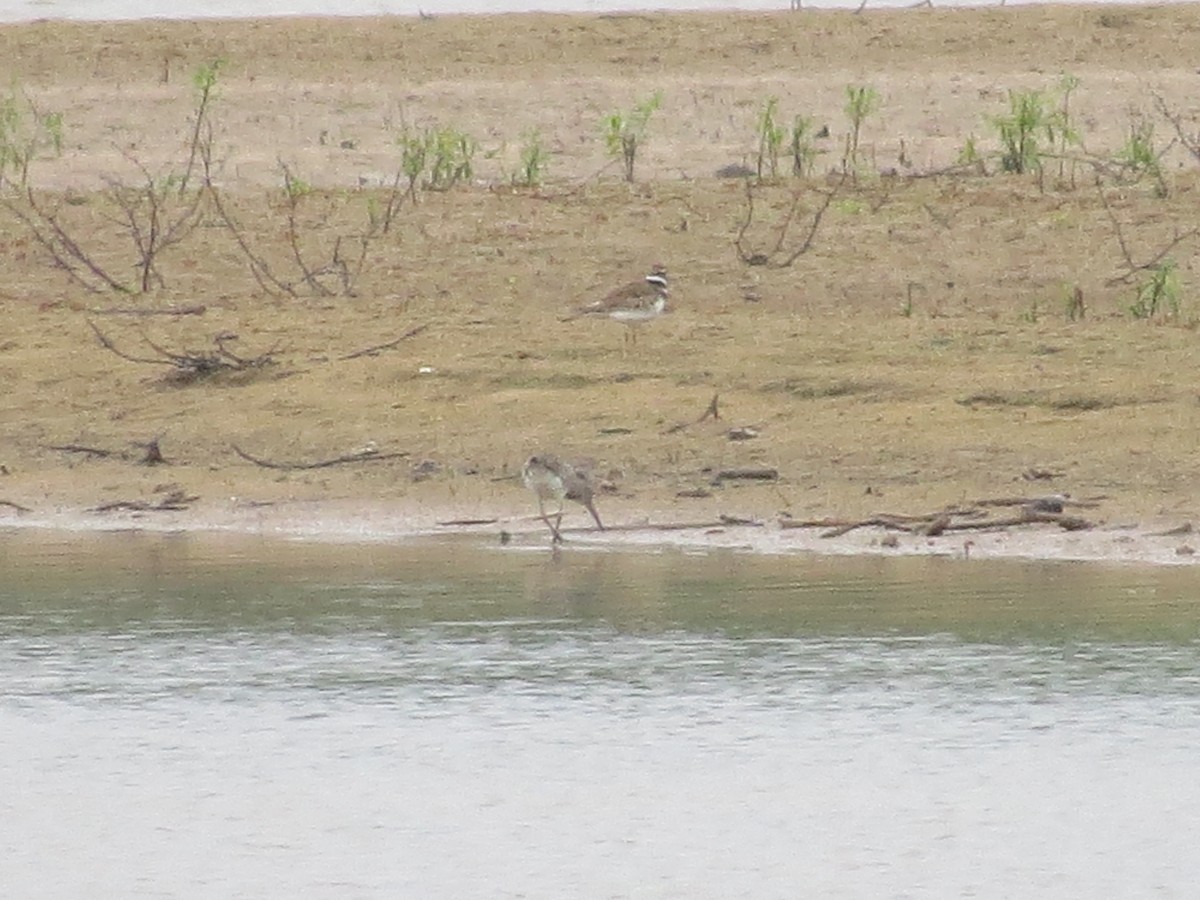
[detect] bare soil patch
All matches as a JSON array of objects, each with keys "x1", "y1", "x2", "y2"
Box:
[{"x1": 2, "y1": 6, "x2": 1200, "y2": 551}]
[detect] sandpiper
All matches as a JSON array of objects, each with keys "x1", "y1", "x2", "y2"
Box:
[
  {"x1": 565, "y1": 264, "x2": 670, "y2": 346},
  {"x1": 521, "y1": 454, "x2": 604, "y2": 543}
]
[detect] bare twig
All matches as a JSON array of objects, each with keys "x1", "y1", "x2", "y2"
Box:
[
  {"x1": 231, "y1": 444, "x2": 409, "y2": 470},
  {"x1": 90, "y1": 304, "x2": 207, "y2": 317},
  {"x1": 713, "y1": 466, "x2": 779, "y2": 482},
  {"x1": 1095, "y1": 175, "x2": 1198, "y2": 285},
  {"x1": 663, "y1": 392, "x2": 721, "y2": 434},
  {"x1": 46, "y1": 443, "x2": 116, "y2": 457},
  {"x1": 0, "y1": 499, "x2": 34, "y2": 513},
  {"x1": 1152, "y1": 93, "x2": 1200, "y2": 164},
  {"x1": 338, "y1": 324, "x2": 429, "y2": 360},
  {"x1": 735, "y1": 173, "x2": 848, "y2": 267},
  {"x1": 4, "y1": 188, "x2": 131, "y2": 293},
  {"x1": 88, "y1": 489, "x2": 197, "y2": 513},
  {"x1": 103, "y1": 152, "x2": 207, "y2": 293},
  {"x1": 89, "y1": 320, "x2": 277, "y2": 381}
]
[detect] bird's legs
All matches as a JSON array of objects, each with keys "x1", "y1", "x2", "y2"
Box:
[
  {"x1": 537, "y1": 497, "x2": 563, "y2": 543},
  {"x1": 581, "y1": 497, "x2": 604, "y2": 531}
]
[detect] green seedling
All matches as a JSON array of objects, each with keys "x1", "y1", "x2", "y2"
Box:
[
  {"x1": 1130, "y1": 259, "x2": 1181, "y2": 321},
  {"x1": 1115, "y1": 116, "x2": 1167, "y2": 196},
  {"x1": 754, "y1": 97, "x2": 786, "y2": 181},
  {"x1": 603, "y1": 90, "x2": 662, "y2": 182},
  {"x1": 843, "y1": 84, "x2": 880, "y2": 175},
  {"x1": 426, "y1": 126, "x2": 477, "y2": 190},
  {"x1": 179, "y1": 58, "x2": 223, "y2": 195},
  {"x1": 513, "y1": 127, "x2": 549, "y2": 187},
  {"x1": 0, "y1": 89, "x2": 65, "y2": 189},
  {"x1": 789, "y1": 115, "x2": 817, "y2": 176},
  {"x1": 398, "y1": 130, "x2": 428, "y2": 200},
  {"x1": 992, "y1": 89, "x2": 1047, "y2": 175}
]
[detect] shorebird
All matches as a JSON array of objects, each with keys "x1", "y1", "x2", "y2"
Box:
[
  {"x1": 564, "y1": 264, "x2": 670, "y2": 346},
  {"x1": 521, "y1": 454, "x2": 604, "y2": 543}
]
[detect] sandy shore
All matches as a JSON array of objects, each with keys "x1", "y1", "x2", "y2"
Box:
[
  {"x1": 2, "y1": 494, "x2": 1196, "y2": 568},
  {"x1": 3, "y1": 6, "x2": 1200, "y2": 567}
]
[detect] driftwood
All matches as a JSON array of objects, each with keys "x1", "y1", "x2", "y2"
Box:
[
  {"x1": 232, "y1": 444, "x2": 409, "y2": 470},
  {"x1": 47, "y1": 438, "x2": 168, "y2": 465},
  {"x1": 1149, "y1": 522, "x2": 1192, "y2": 537},
  {"x1": 0, "y1": 499, "x2": 33, "y2": 513},
  {"x1": 90, "y1": 304, "x2": 207, "y2": 317},
  {"x1": 338, "y1": 324, "x2": 429, "y2": 360},
  {"x1": 780, "y1": 497, "x2": 1098, "y2": 538},
  {"x1": 88, "y1": 489, "x2": 197, "y2": 513},
  {"x1": 552, "y1": 518, "x2": 765, "y2": 534},
  {"x1": 714, "y1": 466, "x2": 779, "y2": 482},
  {"x1": 46, "y1": 443, "x2": 114, "y2": 458}
]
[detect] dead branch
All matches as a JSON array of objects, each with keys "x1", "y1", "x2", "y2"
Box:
[
  {"x1": 0, "y1": 499, "x2": 34, "y2": 513},
  {"x1": 3, "y1": 188, "x2": 132, "y2": 293},
  {"x1": 203, "y1": 180, "x2": 297, "y2": 297},
  {"x1": 1152, "y1": 93, "x2": 1200, "y2": 165},
  {"x1": 279, "y1": 161, "x2": 335, "y2": 297},
  {"x1": 89, "y1": 320, "x2": 277, "y2": 382},
  {"x1": 90, "y1": 304, "x2": 207, "y2": 317},
  {"x1": 554, "y1": 519, "x2": 760, "y2": 533},
  {"x1": 713, "y1": 466, "x2": 779, "y2": 482},
  {"x1": 437, "y1": 517, "x2": 501, "y2": 527},
  {"x1": 338, "y1": 324, "x2": 429, "y2": 360},
  {"x1": 735, "y1": 173, "x2": 848, "y2": 267},
  {"x1": 784, "y1": 505, "x2": 1096, "y2": 538},
  {"x1": 231, "y1": 444, "x2": 409, "y2": 470},
  {"x1": 46, "y1": 443, "x2": 115, "y2": 458},
  {"x1": 663, "y1": 392, "x2": 720, "y2": 434},
  {"x1": 1095, "y1": 175, "x2": 1198, "y2": 285},
  {"x1": 103, "y1": 151, "x2": 207, "y2": 293},
  {"x1": 88, "y1": 488, "x2": 197, "y2": 513},
  {"x1": 974, "y1": 494, "x2": 1103, "y2": 510}
]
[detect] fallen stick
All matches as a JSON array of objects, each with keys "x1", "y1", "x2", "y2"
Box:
[
  {"x1": 663, "y1": 392, "x2": 720, "y2": 434},
  {"x1": 0, "y1": 499, "x2": 33, "y2": 513},
  {"x1": 437, "y1": 517, "x2": 500, "y2": 527},
  {"x1": 90, "y1": 304, "x2": 207, "y2": 317},
  {"x1": 558, "y1": 519, "x2": 764, "y2": 533},
  {"x1": 715, "y1": 466, "x2": 779, "y2": 482},
  {"x1": 810, "y1": 510, "x2": 1094, "y2": 539},
  {"x1": 46, "y1": 443, "x2": 115, "y2": 458},
  {"x1": 232, "y1": 444, "x2": 409, "y2": 470},
  {"x1": 88, "y1": 489, "x2": 197, "y2": 513},
  {"x1": 339, "y1": 324, "x2": 428, "y2": 360}
]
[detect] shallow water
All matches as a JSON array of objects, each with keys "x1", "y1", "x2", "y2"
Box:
[{"x1": 3, "y1": 530, "x2": 1200, "y2": 898}]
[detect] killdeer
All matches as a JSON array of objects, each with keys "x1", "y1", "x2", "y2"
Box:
[
  {"x1": 565, "y1": 264, "x2": 670, "y2": 346},
  {"x1": 521, "y1": 454, "x2": 604, "y2": 543}
]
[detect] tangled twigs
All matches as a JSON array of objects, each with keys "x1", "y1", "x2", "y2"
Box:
[
  {"x1": 231, "y1": 444, "x2": 409, "y2": 470},
  {"x1": 735, "y1": 172, "x2": 848, "y2": 267},
  {"x1": 1095, "y1": 175, "x2": 1198, "y2": 285},
  {"x1": 783, "y1": 495, "x2": 1100, "y2": 538},
  {"x1": 88, "y1": 320, "x2": 277, "y2": 383}
]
